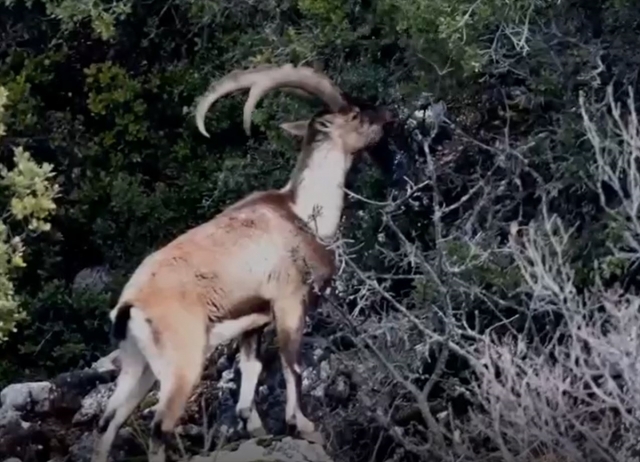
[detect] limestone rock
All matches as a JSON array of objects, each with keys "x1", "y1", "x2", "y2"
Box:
[
  {"x1": 0, "y1": 408, "x2": 24, "y2": 430},
  {"x1": 51, "y1": 368, "x2": 114, "y2": 414},
  {"x1": 1, "y1": 382, "x2": 54, "y2": 414},
  {"x1": 71, "y1": 266, "x2": 112, "y2": 295},
  {"x1": 72, "y1": 383, "x2": 115, "y2": 425},
  {"x1": 91, "y1": 350, "x2": 120, "y2": 374},
  {"x1": 189, "y1": 436, "x2": 333, "y2": 462}
]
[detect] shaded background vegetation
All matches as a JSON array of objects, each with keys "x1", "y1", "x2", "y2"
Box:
[{"x1": 2, "y1": 0, "x2": 640, "y2": 460}]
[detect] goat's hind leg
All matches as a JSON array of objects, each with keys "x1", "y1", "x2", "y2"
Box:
[
  {"x1": 236, "y1": 327, "x2": 267, "y2": 436},
  {"x1": 92, "y1": 339, "x2": 156, "y2": 462},
  {"x1": 146, "y1": 334, "x2": 207, "y2": 462}
]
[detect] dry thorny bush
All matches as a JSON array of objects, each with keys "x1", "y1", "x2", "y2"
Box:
[{"x1": 317, "y1": 87, "x2": 640, "y2": 462}]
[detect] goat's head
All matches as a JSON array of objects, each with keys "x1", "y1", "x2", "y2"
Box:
[
  {"x1": 195, "y1": 64, "x2": 395, "y2": 169},
  {"x1": 280, "y1": 100, "x2": 394, "y2": 156}
]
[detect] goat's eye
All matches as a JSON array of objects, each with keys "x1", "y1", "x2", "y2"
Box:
[{"x1": 317, "y1": 119, "x2": 331, "y2": 131}]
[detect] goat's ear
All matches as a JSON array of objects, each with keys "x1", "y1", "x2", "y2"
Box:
[{"x1": 280, "y1": 120, "x2": 309, "y2": 137}]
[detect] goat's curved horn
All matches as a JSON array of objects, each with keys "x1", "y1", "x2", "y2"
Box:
[{"x1": 195, "y1": 64, "x2": 347, "y2": 137}]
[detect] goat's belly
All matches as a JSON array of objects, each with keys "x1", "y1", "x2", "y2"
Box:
[{"x1": 206, "y1": 311, "x2": 272, "y2": 351}]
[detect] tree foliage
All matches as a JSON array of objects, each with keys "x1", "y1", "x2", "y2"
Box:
[{"x1": 0, "y1": 85, "x2": 58, "y2": 344}]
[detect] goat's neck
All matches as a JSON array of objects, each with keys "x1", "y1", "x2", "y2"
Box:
[{"x1": 283, "y1": 143, "x2": 351, "y2": 241}]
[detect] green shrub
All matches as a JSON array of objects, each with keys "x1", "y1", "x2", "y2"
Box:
[{"x1": 0, "y1": 85, "x2": 58, "y2": 345}]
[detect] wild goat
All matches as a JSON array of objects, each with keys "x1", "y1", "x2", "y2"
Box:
[{"x1": 92, "y1": 63, "x2": 395, "y2": 462}]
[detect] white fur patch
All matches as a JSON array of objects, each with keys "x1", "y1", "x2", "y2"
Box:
[
  {"x1": 125, "y1": 307, "x2": 170, "y2": 385},
  {"x1": 108, "y1": 306, "x2": 120, "y2": 323},
  {"x1": 236, "y1": 356, "x2": 262, "y2": 414},
  {"x1": 292, "y1": 144, "x2": 351, "y2": 240}
]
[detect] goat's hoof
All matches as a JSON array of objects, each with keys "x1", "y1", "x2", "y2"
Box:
[
  {"x1": 149, "y1": 452, "x2": 166, "y2": 462},
  {"x1": 236, "y1": 406, "x2": 252, "y2": 421},
  {"x1": 284, "y1": 412, "x2": 297, "y2": 427},
  {"x1": 245, "y1": 410, "x2": 266, "y2": 437},
  {"x1": 300, "y1": 430, "x2": 325, "y2": 446},
  {"x1": 90, "y1": 450, "x2": 107, "y2": 462},
  {"x1": 248, "y1": 424, "x2": 268, "y2": 438}
]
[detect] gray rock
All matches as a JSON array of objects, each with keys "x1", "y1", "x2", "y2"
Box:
[
  {"x1": 218, "y1": 368, "x2": 237, "y2": 390},
  {"x1": 3, "y1": 456, "x2": 22, "y2": 462},
  {"x1": 0, "y1": 407, "x2": 24, "y2": 429},
  {"x1": 140, "y1": 390, "x2": 160, "y2": 420},
  {"x1": 325, "y1": 374, "x2": 351, "y2": 403},
  {"x1": 72, "y1": 383, "x2": 115, "y2": 425},
  {"x1": 67, "y1": 429, "x2": 135, "y2": 462},
  {"x1": 51, "y1": 368, "x2": 114, "y2": 414},
  {"x1": 0, "y1": 382, "x2": 54, "y2": 413},
  {"x1": 72, "y1": 265, "x2": 112, "y2": 295},
  {"x1": 0, "y1": 415, "x2": 48, "y2": 460},
  {"x1": 67, "y1": 432, "x2": 95, "y2": 462},
  {"x1": 91, "y1": 350, "x2": 120, "y2": 374},
  {"x1": 302, "y1": 368, "x2": 323, "y2": 398},
  {"x1": 189, "y1": 436, "x2": 333, "y2": 462},
  {"x1": 302, "y1": 360, "x2": 331, "y2": 399},
  {"x1": 176, "y1": 423, "x2": 202, "y2": 437}
]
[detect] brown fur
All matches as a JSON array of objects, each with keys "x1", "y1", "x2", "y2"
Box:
[{"x1": 122, "y1": 190, "x2": 335, "y2": 308}]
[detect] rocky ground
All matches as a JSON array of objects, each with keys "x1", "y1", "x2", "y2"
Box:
[{"x1": 0, "y1": 325, "x2": 353, "y2": 462}]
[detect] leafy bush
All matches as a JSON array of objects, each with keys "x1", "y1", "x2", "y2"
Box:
[{"x1": 0, "y1": 85, "x2": 58, "y2": 345}]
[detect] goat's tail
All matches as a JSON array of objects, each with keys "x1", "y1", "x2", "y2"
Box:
[{"x1": 110, "y1": 302, "x2": 133, "y2": 342}]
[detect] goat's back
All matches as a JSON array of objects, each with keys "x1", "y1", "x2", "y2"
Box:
[{"x1": 117, "y1": 189, "x2": 335, "y2": 324}]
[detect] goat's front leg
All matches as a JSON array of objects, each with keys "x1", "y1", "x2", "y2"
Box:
[
  {"x1": 273, "y1": 292, "x2": 324, "y2": 445},
  {"x1": 206, "y1": 312, "x2": 272, "y2": 436},
  {"x1": 236, "y1": 327, "x2": 267, "y2": 436}
]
